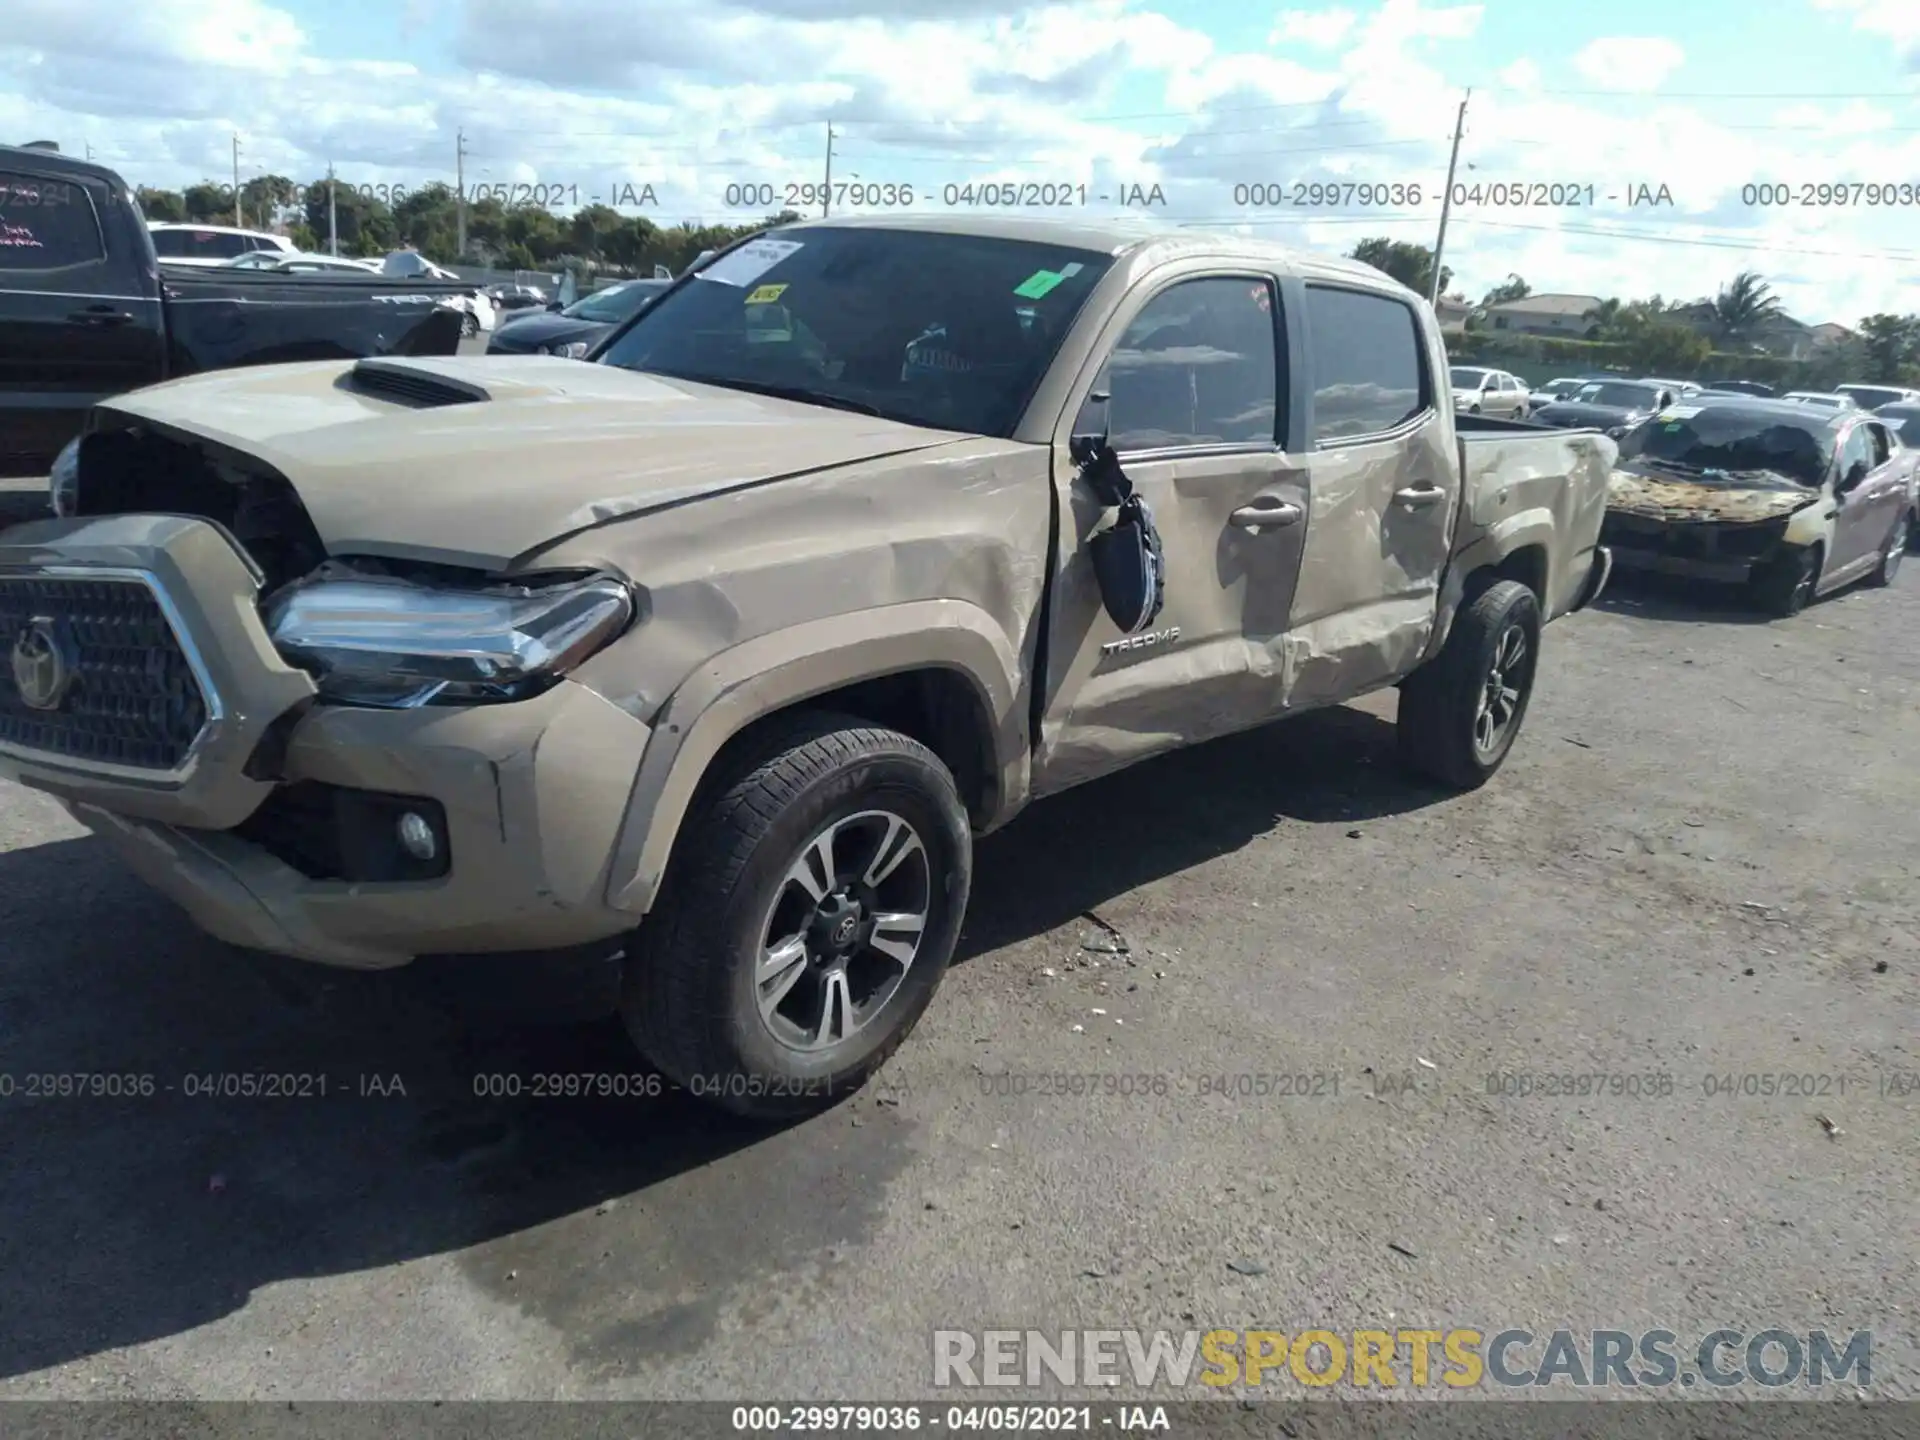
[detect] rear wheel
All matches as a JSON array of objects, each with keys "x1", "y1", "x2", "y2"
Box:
[
  {"x1": 1397, "y1": 579, "x2": 1541, "y2": 790},
  {"x1": 622, "y1": 713, "x2": 970, "y2": 1118},
  {"x1": 1748, "y1": 544, "x2": 1820, "y2": 616}
]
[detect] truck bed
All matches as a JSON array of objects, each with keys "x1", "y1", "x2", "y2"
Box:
[
  {"x1": 1453, "y1": 414, "x2": 1617, "y2": 619},
  {"x1": 158, "y1": 269, "x2": 471, "y2": 372}
]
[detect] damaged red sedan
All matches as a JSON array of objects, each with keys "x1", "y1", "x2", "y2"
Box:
[{"x1": 1600, "y1": 395, "x2": 1916, "y2": 616}]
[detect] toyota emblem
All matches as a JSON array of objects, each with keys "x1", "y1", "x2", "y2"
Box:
[{"x1": 11, "y1": 620, "x2": 75, "y2": 712}]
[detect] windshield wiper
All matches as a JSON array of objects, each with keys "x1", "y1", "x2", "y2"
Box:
[
  {"x1": 1637, "y1": 456, "x2": 1708, "y2": 475},
  {"x1": 677, "y1": 375, "x2": 888, "y2": 418}
]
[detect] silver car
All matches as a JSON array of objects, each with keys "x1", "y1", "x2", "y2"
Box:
[{"x1": 1450, "y1": 365, "x2": 1529, "y2": 418}]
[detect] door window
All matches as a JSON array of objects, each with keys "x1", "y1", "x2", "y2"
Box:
[
  {"x1": 0, "y1": 172, "x2": 106, "y2": 270},
  {"x1": 1303, "y1": 285, "x2": 1428, "y2": 444},
  {"x1": 1836, "y1": 424, "x2": 1871, "y2": 486},
  {"x1": 1865, "y1": 422, "x2": 1891, "y2": 468},
  {"x1": 1079, "y1": 276, "x2": 1280, "y2": 452}
]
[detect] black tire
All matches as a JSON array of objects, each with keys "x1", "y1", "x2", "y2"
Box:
[
  {"x1": 1469, "y1": 403, "x2": 1482, "y2": 414},
  {"x1": 1397, "y1": 579, "x2": 1542, "y2": 790},
  {"x1": 1908, "y1": 509, "x2": 1920, "y2": 555},
  {"x1": 460, "y1": 310, "x2": 479, "y2": 338},
  {"x1": 1748, "y1": 544, "x2": 1820, "y2": 616},
  {"x1": 622, "y1": 713, "x2": 970, "y2": 1118},
  {"x1": 1870, "y1": 512, "x2": 1909, "y2": 585}
]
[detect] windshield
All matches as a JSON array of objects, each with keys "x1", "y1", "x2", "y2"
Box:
[
  {"x1": 565, "y1": 280, "x2": 667, "y2": 323},
  {"x1": 597, "y1": 227, "x2": 1115, "y2": 436},
  {"x1": 1450, "y1": 367, "x2": 1489, "y2": 389},
  {"x1": 1789, "y1": 394, "x2": 1841, "y2": 407},
  {"x1": 1617, "y1": 408, "x2": 1832, "y2": 488},
  {"x1": 1878, "y1": 408, "x2": 1920, "y2": 440},
  {"x1": 1571, "y1": 382, "x2": 1660, "y2": 408}
]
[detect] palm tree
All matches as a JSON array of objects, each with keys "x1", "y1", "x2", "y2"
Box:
[{"x1": 1712, "y1": 270, "x2": 1785, "y2": 349}]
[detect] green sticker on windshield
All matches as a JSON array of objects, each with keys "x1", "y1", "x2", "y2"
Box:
[{"x1": 1013, "y1": 269, "x2": 1065, "y2": 299}]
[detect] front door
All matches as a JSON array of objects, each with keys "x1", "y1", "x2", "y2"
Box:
[
  {"x1": 1826, "y1": 420, "x2": 1887, "y2": 583},
  {"x1": 1033, "y1": 268, "x2": 1306, "y2": 793}
]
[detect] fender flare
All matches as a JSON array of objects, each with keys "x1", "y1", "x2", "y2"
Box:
[
  {"x1": 1422, "y1": 509, "x2": 1560, "y2": 664},
  {"x1": 605, "y1": 599, "x2": 1027, "y2": 915}
]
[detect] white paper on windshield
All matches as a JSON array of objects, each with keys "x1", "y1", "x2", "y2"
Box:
[
  {"x1": 1657, "y1": 405, "x2": 1702, "y2": 421},
  {"x1": 696, "y1": 238, "x2": 805, "y2": 287}
]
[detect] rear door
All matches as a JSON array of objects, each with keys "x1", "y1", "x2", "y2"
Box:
[
  {"x1": 1278, "y1": 278, "x2": 1456, "y2": 704},
  {"x1": 1033, "y1": 266, "x2": 1306, "y2": 791},
  {"x1": 0, "y1": 163, "x2": 164, "y2": 478}
]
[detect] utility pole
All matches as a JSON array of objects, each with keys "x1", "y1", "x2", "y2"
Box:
[
  {"x1": 327, "y1": 162, "x2": 339, "y2": 255},
  {"x1": 232, "y1": 134, "x2": 243, "y2": 228},
  {"x1": 1429, "y1": 89, "x2": 1470, "y2": 305},
  {"x1": 455, "y1": 128, "x2": 468, "y2": 260},
  {"x1": 84, "y1": 141, "x2": 94, "y2": 162},
  {"x1": 822, "y1": 122, "x2": 834, "y2": 218}
]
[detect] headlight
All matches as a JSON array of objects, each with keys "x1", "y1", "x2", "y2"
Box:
[
  {"x1": 556, "y1": 341, "x2": 590, "y2": 358},
  {"x1": 50, "y1": 437, "x2": 81, "y2": 517},
  {"x1": 265, "y1": 572, "x2": 635, "y2": 708}
]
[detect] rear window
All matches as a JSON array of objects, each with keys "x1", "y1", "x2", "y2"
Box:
[
  {"x1": 1309, "y1": 286, "x2": 1428, "y2": 443},
  {"x1": 152, "y1": 228, "x2": 259, "y2": 259},
  {"x1": 0, "y1": 172, "x2": 105, "y2": 269}
]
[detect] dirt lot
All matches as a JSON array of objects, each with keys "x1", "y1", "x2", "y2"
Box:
[{"x1": 0, "y1": 527, "x2": 1913, "y2": 1412}]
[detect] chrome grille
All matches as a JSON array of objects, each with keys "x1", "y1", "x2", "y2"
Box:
[{"x1": 0, "y1": 575, "x2": 210, "y2": 772}]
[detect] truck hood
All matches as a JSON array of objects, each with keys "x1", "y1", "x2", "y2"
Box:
[
  {"x1": 1606, "y1": 464, "x2": 1822, "y2": 523},
  {"x1": 100, "y1": 355, "x2": 966, "y2": 568}
]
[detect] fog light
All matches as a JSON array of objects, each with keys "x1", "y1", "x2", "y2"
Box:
[{"x1": 396, "y1": 811, "x2": 438, "y2": 861}]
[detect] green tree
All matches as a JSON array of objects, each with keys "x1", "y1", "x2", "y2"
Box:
[
  {"x1": 239, "y1": 174, "x2": 298, "y2": 229},
  {"x1": 1347, "y1": 237, "x2": 1450, "y2": 296},
  {"x1": 1711, "y1": 269, "x2": 1785, "y2": 349},
  {"x1": 1856, "y1": 313, "x2": 1920, "y2": 383},
  {"x1": 301, "y1": 180, "x2": 397, "y2": 255},
  {"x1": 181, "y1": 182, "x2": 232, "y2": 223},
  {"x1": 1481, "y1": 273, "x2": 1529, "y2": 306},
  {"x1": 135, "y1": 186, "x2": 185, "y2": 222}
]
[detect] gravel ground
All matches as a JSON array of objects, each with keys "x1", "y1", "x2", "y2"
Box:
[{"x1": 0, "y1": 525, "x2": 1913, "y2": 1415}]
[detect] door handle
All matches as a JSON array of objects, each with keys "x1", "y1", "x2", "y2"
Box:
[
  {"x1": 1229, "y1": 497, "x2": 1302, "y2": 530},
  {"x1": 66, "y1": 307, "x2": 135, "y2": 326},
  {"x1": 1394, "y1": 484, "x2": 1445, "y2": 508}
]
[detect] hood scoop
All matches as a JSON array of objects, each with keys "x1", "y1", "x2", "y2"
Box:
[{"x1": 343, "y1": 358, "x2": 491, "y2": 408}]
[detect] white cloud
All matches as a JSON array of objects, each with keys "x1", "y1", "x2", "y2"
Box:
[
  {"x1": 1813, "y1": 0, "x2": 1920, "y2": 65},
  {"x1": 1570, "y1": 37, "x2": 1686, "y2": 92},
  {"x1": 1268, "y1": 8, "x2": 1356, "y2": 48},
  {"x1": 1, "y1": 0, "x2": 1914, "y2": 326}
]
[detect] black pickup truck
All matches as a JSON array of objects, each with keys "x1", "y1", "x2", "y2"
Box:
[{"x1": 0, "y1": 146, "x2": 471, "y2": 479}]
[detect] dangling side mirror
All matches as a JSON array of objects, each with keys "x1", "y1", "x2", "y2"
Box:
[{"x1": 1070, "y1": 390, "x2": 1112, "y2": 469}]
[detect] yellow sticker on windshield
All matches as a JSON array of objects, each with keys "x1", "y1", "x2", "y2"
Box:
[{"x1": 745, "y1": 283, "x2": 788, "y2": 304}]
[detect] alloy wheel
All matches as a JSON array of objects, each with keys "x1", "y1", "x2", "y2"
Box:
[
  {"x1": 754, "y1": 809, "x2": 932, "y2": 1053},
  {"x1": 1473, "y1": 624, "x2": 1529, "y2": 757}
]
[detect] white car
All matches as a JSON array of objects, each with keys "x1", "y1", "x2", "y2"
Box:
[
  {"x1": 1449, "y1": 365, "x2": 1529, "y2": 418},
  {"x1": 1835, "y1": 382, "x2": 1920, "y2": 410},
  {"x1": 148, "y1": 223, "x2": 296, "y2": 267},
  {"x1": 380, "y1": 250, "x2": 495, "y2": 335},
  {"x1": 1783, "y1": 391, "x2": 1858, "y2": 409},
  {"x1": 223, "y1": 251, "x2": 381, "y2": 273}
]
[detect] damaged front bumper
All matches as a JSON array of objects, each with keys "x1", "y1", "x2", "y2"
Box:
[
  {"x1": 1599, "y1": 508, "x2": 1790, "y2": 583},
  {"x1": 0, "y1": 514, "x2": 652, "y2": 968}
]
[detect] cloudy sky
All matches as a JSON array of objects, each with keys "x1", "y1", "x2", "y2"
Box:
[{"x1": 5, "y1": 0, "x2": 1920, "y2": 324}]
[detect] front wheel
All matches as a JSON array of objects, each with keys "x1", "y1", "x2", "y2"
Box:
[
  {"x1": 1748, "y1": 544, "x2": 1820, "y2": 616},
  {"x1": 1397, "y1": 579, "x2": 1542, "y2": 790},
  {"x1": 460, "y1": 310, "x2": 479, "y2": 338},
  {"x1": 1869, "y1": 512, "x2": 1909, "y2": 585},
  {"x1": 622, "y1": 713, "x2": 971, "y2": 1118}
]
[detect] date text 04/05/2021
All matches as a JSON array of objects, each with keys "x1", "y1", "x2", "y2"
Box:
[
  {"x1": 720, "y1": 182, "x2": 1170, "y2": 209},
  {"x1": 730, "y1": 1404, "x2": 1171, "y2": 1432}
]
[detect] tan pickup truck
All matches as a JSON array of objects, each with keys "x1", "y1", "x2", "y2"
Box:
[{"x1": 0, "y1": 215, "x2": 1614, "y2": 1114}]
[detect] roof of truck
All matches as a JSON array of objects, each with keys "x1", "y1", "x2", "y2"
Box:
[
  {"x1": 0, "y1": 144, "x2": 126, "y2": 188},
  {"x1": 768, "y1": 212, "x2": 1405, "y2": 292}
]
